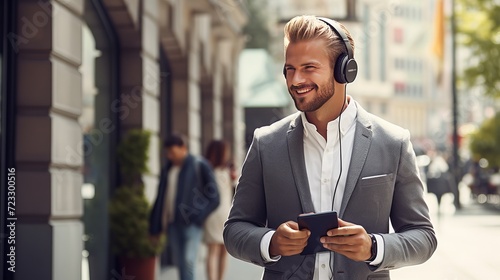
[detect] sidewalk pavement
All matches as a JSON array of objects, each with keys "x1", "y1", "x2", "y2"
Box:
[
  {"x1": 391, "y1": 187, "x2": 500, "y2": 280},
  {"x1": 160, "y1": 183, "x2": 500, "y2": 280},
  {"x1": 159, "y1": 245, "x2": 262, "y2": 280}
]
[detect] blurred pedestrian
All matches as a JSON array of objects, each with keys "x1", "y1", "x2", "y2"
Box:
[
  {"x1": 425, "y1": 149, "x2": 454, "y2": 208},
  {"x1": 149, "y1": 133, "x2": 220, "y2": 280},
  {"x1": 224, "y1": 15, "x2": 437, "y2": 279},
  {"x1": 203, "y1": 140, "x2": 234, "y2": 280}
]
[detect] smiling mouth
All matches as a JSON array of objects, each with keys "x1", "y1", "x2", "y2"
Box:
[{"x1": 295, "y1": 87, "x2": 314, "y2": 95}]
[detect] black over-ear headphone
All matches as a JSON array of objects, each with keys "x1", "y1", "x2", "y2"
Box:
[{"x1": 283, "y1": 17, "x2": 358, "y2": 84}]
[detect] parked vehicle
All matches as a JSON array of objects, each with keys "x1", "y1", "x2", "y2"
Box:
[{"x1": 463, "y1": 161, "x2": 500, "y2": 205}]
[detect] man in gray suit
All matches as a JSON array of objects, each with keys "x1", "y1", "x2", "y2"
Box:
[{"x1": 223, "y1": 15, "x2": 437, "y2": 279}]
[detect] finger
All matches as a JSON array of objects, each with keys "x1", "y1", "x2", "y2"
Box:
[
  {"x1": 321, "y1": 235, "x2": 352, "y2": 245},
  {"x1": 326, "y1": 233, "x2": 368, "y2": 246},
  {"x1": 320, "y1": 236, "x2": 352, "y2": 246},
  {"x1": 327, "y1": 227, "x2": 357, "y2": 237},
  {"x1": 286, "y1": 221, "x2": 300, "y2": 230},
  {"x1": 276, "y1": 222, "x2": 297, "y2": 238},
  {"x1": 322, "y1": 242, "x2": 356, "y2": 253},
  {"x1": 284, "y1": 221, "x2": 310, "y2": 239},
  {"x1": 337, "y1": 218, "x2": 355, "y2": 227},
  {"x1": 271, "y1": 233, "x2": 309, "y2": 256},
  {"x1": 328, "y1": 220, "x2": 363, "y2": 237},
  {"x1": 323, "y1": 243, "x2": 369, "y2": 262},
  {"x1": 276, "y1": 222, "x2": 310, "y2": 241},
  {"x1": 326, "y1": 218, "x2": 350, "y2": 236},
  {"x1": 275, "y1": 233, "x2": 309, "y2": 246}
]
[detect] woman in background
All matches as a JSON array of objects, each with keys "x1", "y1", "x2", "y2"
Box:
[{"x1": 204, "y1": 140, "x2": 234, "y2": 280}]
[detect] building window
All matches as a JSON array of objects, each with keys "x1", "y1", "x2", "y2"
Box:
[
  {"x1": 413, "y1": 59, "x2": 418, "y2": 71},
  {"x1": 363, "y1": 3, "x2": 371, "y2": 79},
  {"x1": 379, "y1": 13, "x2": 386, "y2": 81},
  {"x1": 394, "y1": 82, "x2": 405, "y2": 95},
  {"x1": 394, "y1": 4, "x2": 402, "y2": 17},
  {"x1": 160, "y1": 49, "x2": 172, "y2": 143},
  {"x1": 394, "y1": 28, "x2": 404, "y2": 44},
  {"x1": 418, "y1": 84, "x2": 423, "y2": 97}
]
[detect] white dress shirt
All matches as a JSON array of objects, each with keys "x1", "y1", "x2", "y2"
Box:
[
  {"x1": 163, "y1": 166, "x2": 180, "y2": 228},
  {"x1": 259, "y1": 99, "x2": 384, "y2": 279},
  {"x1": 302, "y1": 99, "x2": 356, "y2": 279}
]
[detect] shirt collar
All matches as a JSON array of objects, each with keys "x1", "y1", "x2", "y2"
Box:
[{"x1": 300, "y1": 96, "x2": 358, "y2": 138}]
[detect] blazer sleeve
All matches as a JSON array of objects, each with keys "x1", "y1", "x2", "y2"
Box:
[
  {"x1": 223, "y1": 129, "x2": 274, "y2": 266},
  {"x1": 376, "y1": 131, "x2": 438, "y2": 270}
]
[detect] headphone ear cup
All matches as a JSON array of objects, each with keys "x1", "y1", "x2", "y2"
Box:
[
  {"x1": 334, "y1": 53, "x2": 348, "y2": 84},
  {"x1": 344, "y1": 58, "x2": 358, "y2": 83}
]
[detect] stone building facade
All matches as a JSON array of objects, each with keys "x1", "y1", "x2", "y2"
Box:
[{"x1": 0, "y1": 0, "x2": 247, "y2": 279}]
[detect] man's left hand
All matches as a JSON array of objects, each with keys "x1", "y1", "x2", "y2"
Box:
[{"x1": 320, "y1": 218, "x2": 372, "y2": 262}]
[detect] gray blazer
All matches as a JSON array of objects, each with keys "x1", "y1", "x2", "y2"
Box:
[{"x1": 223, "y1": 102, "x2": 437, "y2": 280}]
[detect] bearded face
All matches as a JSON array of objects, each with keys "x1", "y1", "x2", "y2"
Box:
[
  {"x1": 288, "y1": 77, "x2": 335, "y2": 112},
  {"x1": 284, "y1": 39, "x2": 336, "y2": 113}
]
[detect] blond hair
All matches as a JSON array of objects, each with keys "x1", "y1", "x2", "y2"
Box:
[{"x1": 284, "y1": 15, "x2": 355, "y2": 68}]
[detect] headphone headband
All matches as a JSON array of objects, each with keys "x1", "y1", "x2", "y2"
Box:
[
  {"x1": 316, "y1": 17, "x2": 358, "y2": 84},
  {"x1": 316, "y1": 17, "x2": 354, "y2": 60}
]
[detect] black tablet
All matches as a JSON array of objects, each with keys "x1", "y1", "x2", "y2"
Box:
[{"x1": 297, "y1": 211, "x2": 338, "y2": 255}]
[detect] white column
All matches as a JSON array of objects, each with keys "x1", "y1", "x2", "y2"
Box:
[{"x1": 15, "y1": 1, "x2": 84, "y2": 279}]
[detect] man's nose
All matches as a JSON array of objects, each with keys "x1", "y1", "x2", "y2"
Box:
[{"x1": 289, "y1": 70, "x2": 306, "y2": 86}]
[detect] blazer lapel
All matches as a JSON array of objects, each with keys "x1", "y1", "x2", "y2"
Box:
[
  {"x1": 340, "y1": 103, "x2": 373, "y2": 217},
  {"x1": 287, "y1": 115, "x2": 315, "y2": 213}
]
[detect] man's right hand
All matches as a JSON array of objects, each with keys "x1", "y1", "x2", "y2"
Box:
[{"x1": 269, "y1": 221, "x2": 310, "y2": 257}]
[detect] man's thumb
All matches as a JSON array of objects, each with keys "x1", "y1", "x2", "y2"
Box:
[
  {"x1": 337, "y1": 218, "x2": 354, "y2": 227},
  {"x1": 286, "y1": 221, "x2": 299, "y2": 230}
]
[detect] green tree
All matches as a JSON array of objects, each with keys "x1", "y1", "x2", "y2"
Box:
[
  {"x1": 243, "y1": 0, "x2": 270, "y2": 49},
  {"x1": 456, "y1": 0, "x2": 500, "y2": 98},
  {"x1": 469, "y1": 112, "x2": 500, "y2": 168}
]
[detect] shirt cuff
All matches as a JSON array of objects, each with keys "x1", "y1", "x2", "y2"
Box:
[
  {"x1": 368, "y1": 234, "x2": 384, "y2": 266},
  {"x1": 260, "y1": 230, "x2": 281, "y2": 263}
]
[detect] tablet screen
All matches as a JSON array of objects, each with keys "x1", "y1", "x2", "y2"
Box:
[{"x1": 297, "y1": 211, "x2": 338, "y2": 255}]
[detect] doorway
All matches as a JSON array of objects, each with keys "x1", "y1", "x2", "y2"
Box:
[{"x1": 80, "y1": 0, "x2": 119, "y2": 279}]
